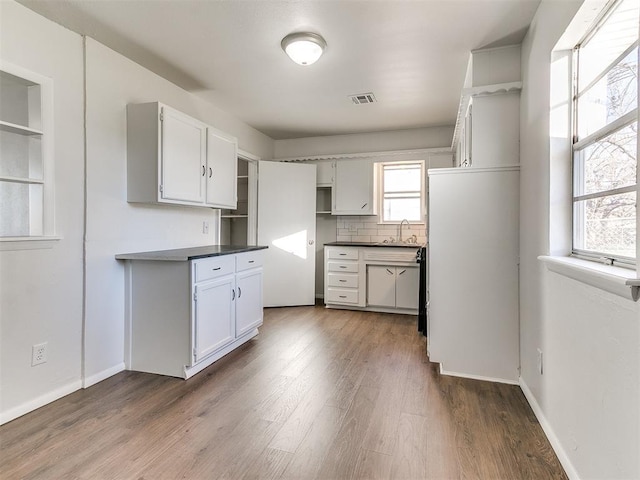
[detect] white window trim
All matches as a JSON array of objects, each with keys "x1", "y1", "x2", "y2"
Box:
[
  {"x1": 376, "y1": 160, "x2": 426, "y2": 225},
  {"x1": 545, "y1": 0, "x2": 640, "y2": 300}
]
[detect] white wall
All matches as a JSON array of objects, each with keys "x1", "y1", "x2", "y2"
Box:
[
  {"x1": 0, "y1": 1, "x2": 85, "y2": 422},
  {"x1": 0, "y1": 0, "x2": 275, "y2": 421},
  {"x1": 83, "y1": 38, "x2": 274, "y2": 384},
  {"x1": 273, "y1": 126, "x2": 453, "y2": 159},
  {"x1": 520, "y1": 1, "x2": 640, "y2": 478}
]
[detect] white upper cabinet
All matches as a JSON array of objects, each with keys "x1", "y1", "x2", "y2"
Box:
[
  {"x1": 161, "y1": 106, "x2": 207, "y2": 204},
  {"x1": 315, "y1": 160, "x2": 334, "y2": 187},
  {"x1": 206, "y1": 128, "x2": 237, "y2": 208},
  {"x1": 332, "y1": 158, "x2": 374, "y2": 215},
  {"x1": 127, "y1": 102, "x2": 238, "y2": 208}
]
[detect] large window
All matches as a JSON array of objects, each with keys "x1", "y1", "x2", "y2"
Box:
[
  {"x1": 378, "y1": 161, "x2": 425, "y2": 223},
  {"x1": 572, "y1": 0, "x2": 639, "y2": 264}
]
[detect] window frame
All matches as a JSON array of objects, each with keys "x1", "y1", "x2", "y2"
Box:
[
  {"x1": 571, "y1": 0, "x2": 639, "y2": 267},
  {"x1": 376, "y1": 160, "x2": 426, "y2": 225}
]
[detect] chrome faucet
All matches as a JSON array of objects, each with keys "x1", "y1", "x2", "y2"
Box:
[{"x1": 399, "y1": 219, "x2": 410, "y2": 243}]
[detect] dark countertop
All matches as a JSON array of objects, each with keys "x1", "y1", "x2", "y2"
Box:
[
  {"x1": 325, "y1": 241, "x2": 424, "y2": 249},
  {"x1": 115, "y1": 245, "x2": 268, "y2": 261}
]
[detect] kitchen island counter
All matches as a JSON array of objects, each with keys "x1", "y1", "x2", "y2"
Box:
[{"x1": 115, "y1": 244, "x2": 267, "y2": 262}]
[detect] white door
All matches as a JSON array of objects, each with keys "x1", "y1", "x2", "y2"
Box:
[
  {"x1": 258, "y1": 161, "x2": 316, "y2": 307},
  {"x1": 161, "y1": 106, "x2": 206, "y2": 204},
  {"x1": 193, "y1": 276, "x2": 235, "y2": 363}
]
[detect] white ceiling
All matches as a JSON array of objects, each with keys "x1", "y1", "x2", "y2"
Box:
[{"x1": 18, "y1": 0, "x2": 541, "y2": 140}]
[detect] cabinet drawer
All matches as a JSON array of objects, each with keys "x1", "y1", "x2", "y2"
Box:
[
  {"x1": 327, "y1": 273, "x2": 358, "y2": 288},
  {"x1": 236, "y1": 250, "x2": 263, "y2": 272},
  {"x1": 327, "y1": 248, "x2": 359, "y2": 260},
  {"x1": 328, "y1": 261, "x2": 359, "y2": 273},
  {"x1": 193, "y1": 255, "x2": 235, "y2": 283},
  {"x1": 326, "y1": 288, "x2": 359, "y2": 304}
]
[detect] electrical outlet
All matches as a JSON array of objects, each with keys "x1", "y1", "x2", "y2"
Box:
[
  {"x1": 202, "y1": 221, "x2": 209, "y2": 234},
  {"x1": 32, "y1": 342, "x2": 47, "y2": 366},
  {"x1": 537, "y1": 348, "x2": 543, "y2": 375}
]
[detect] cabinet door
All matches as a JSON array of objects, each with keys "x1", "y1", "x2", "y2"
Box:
[
  {"x1": 316, "y1": 160, "x2": 334, "y2": 187},
  {"x1": 161, "y1": 106, "x2": 206, "y2": 204},
  {"x1": 206, "y1": 129, "x2": 237, "y2": 208},
  {"x1": 235, "y1": 268, "x2": 263, "y2": 337},
  {"x1": 332, "y1": 159, "x2": 374, "y2": 215},
  {"x1": 395, "y1": 266, "x2": 419, "y2": 310},
  {"x1": 367, "y1": 266, "x2": 396, "y2": 307},
  {"x1": 193, "y1": 276, "x2": 235, "y2": 363}
]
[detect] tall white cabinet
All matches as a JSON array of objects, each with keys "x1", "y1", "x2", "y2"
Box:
[
  {"x1": 428, "y1": 44, "x2": 521, "y2": 384},
  {"x1": 428, "y1": 167, "x2": 520, "y2": 383}
]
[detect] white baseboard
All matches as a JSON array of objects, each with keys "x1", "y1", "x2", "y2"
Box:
[
  {"x1": 82, "y1": 362, "x2": 125, "y2": 388},
  {"x1": 0, "y1": 379, "x2": 82, "y2": 426},
  {"x1": 439, "y1": 364, "x2": 519, "y2": 385},
  {"x1": 519, "y1": 377, "x2": 580, "y2": 480}
]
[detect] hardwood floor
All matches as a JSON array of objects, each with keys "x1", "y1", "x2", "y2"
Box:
[{"x1": 0, "y1": 306, "x2": 567, "y2": 479}]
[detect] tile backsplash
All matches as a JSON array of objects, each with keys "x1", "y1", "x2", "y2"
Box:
[{"x1": 336, "y1": 216, "x2": 427, "y2": 245}]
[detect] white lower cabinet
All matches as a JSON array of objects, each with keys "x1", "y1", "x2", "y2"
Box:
[
  {"x1": 235, "y1": 268, "x2": 263, "y2": 337},
  {"x1": 324, "y1": 245, "x2": 419, "y2": 314},
  {"x1": 367, "y1": 266, "x2": 396, "y2": 307},
  {"x1": 126, "y1": 249, "x2": 264, "y2": 379},
  {"x1": 193, "y1": 275, "x2": 235, "y2": 363},
  {"x1": 367, "y1": 265, "x2": 419, "y2": 310}
]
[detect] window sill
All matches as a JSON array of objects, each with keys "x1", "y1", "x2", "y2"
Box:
[
  {"x1": 538, "y1": 255, "x2": 640, "y2": 302},
  {"x1": 0, "y1": 236, "x2": 62, "y2": 251}
]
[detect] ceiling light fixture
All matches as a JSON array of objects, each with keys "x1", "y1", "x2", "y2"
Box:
[{"x1": 281, "y1": 32, "x2": 326, "y2": 66}]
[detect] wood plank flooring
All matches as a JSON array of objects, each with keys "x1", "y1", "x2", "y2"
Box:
[{"x1": 0, "y1": 306, "x2": 567, "y2": 479}]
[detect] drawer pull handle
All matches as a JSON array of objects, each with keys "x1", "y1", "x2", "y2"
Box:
[
  {"x1": 339, "y1": 253, "x2": 346, "y2": 256},
  {"x1": 248, "y1": 260, "x2": 255, "y2": 263},
  {"x1": 361, "y1": 203, "x2": 367, "y2": 209},
  {"x1": 340, "y1": 266, "x2": 347, "y2": 269},
  {"x1": 339, "y1": 279, "x2": 347, "y2": 282},
  {"x1": 238, "y1": 287, "x2": 242, "y2": 298},
  {"x1": 213, "y1": 267, "x2": 221, "y2": 271},
  {"x1": 399, "y1": 269, "x2": 406, "y2": 275},
  {"x1": 386, "y1": 269, "x2": 393, "y2": 275},
  {"x1": 202, "y1": 165, "x2": 206, "y2": 176},
  {"x1": 209, "y1": 167, "x2": 213, "y2": 178},
  {"x1": 232, "y1": 289, "x2": 235, "y2": 300},
  {"x1": 339, "y1": 295, "x2": 347, "y2": 298}
]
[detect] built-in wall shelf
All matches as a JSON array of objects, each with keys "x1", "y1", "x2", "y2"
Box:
[
  {"x1": 0, "y1": 120, "x2": 43, "y2": 136},
  {"x1": 316, "y1": 185, "x2": 332, "y2": 215},
  {"x1": 0, "y1": 175, "x2": 44, "y2": 185}
]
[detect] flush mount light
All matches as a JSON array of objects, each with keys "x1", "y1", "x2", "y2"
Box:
[{"x1": 281, "y1": 32, "x2": 326, "y2": 66}]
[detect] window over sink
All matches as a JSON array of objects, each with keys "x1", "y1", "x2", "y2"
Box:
[{"x1": 376, "y1": 161, "x2": 425, "y2": 223}]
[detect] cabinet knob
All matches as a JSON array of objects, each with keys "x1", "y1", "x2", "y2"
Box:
[{"x1": 309, "y1": 240, "x2": 314, "y2": 245}]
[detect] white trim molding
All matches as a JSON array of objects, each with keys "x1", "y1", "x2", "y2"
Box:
[
  {"x1": 439, "y1": 364, "x2": 520, "y2": 385},
  {"x1": 0, "y1": 379, "x2": 82, "y2": 425},
  {"x1": 82, "y1": 362, "x2": 125, "y2": 388},
  {"x1": 519, "y1": 378, "x2": 580, "y2": 480},
  {"x1": 276, "y1": 147, "x2": 451, "y2": 163},
  {"x1": 539, "y1": 255, "x2": 640, "y2": 301}
]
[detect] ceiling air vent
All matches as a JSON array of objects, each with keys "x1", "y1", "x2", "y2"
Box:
[{"x1": 349, "y1": 92, "x2": 376, "y2": 105}]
